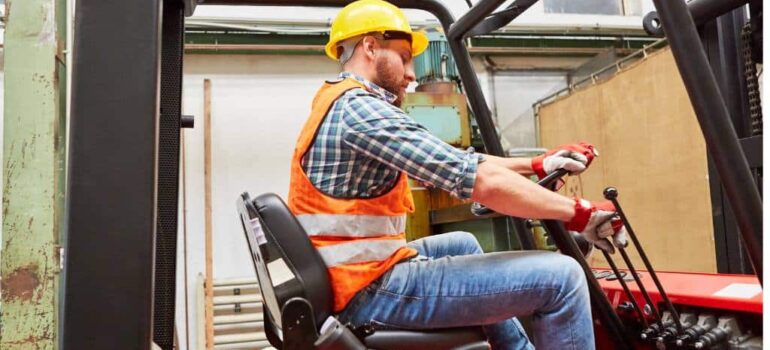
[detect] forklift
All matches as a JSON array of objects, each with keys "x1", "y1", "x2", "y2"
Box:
[{"x1": 62, "y1": 0, "x2": 762, "y2": 349}]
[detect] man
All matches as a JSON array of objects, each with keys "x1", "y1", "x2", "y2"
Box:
[{"x1": 287, "y1": 1, "x2": 627, "y2": 348}]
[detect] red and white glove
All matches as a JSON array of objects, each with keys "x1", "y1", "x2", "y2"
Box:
[
  {"x1": 532, "y1": 142, "x2": 598, "y2": 179},
  {"x1": 565, "y1": 198, "x2": 628, "y2": 254}
]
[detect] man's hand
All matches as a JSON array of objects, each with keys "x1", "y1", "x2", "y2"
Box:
[
  {"x1": 532, "y1": 142, "x2": 598, "y2": 179},
  {"x1": 565, "y1": 198, "x2": 627, "y2": 254}
]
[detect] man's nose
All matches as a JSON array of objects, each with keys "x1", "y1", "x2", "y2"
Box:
[{"x1": 405, "y1": 62, "x2": 416, "y2": 83}]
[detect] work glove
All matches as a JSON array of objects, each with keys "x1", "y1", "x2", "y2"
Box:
[
  {"x1": 565, "y1": 198, "x2": 628, "y2": 254},
  {"x1": 531, "y1": 142, "x2": 598, "y2": 179}
]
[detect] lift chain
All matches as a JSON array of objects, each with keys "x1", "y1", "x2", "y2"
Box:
[{"x1": 742, "y1": 23, "x2": 762, "y2": 136}]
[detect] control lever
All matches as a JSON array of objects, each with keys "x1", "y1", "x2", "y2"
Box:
[
  {"x1": 569, "y1": 231, "x2": 594, "y2": 258},
  {"x1": 471, "y1": 169, "x2": 569, "y2": 216},
  {"x1": 656, "y1": 313, "x2": 696, "y2": 345},
  {"x1": 604, "y1": 187, "x2": 683, "y2": 334},
  {"x1": 469, "y1": 202, "x2": 494, "y2": 217},
  {"x1": 640, "y1": 311, "x2": 673, "y2": 341},
  {"x1": 595, "y1": 187, "x2": 665, "y2": 334},
  {"x1": 572, "y1": 232, "x2": 644, "y2": 303},
  {"x1": 674, "y1": 314, "x2": 717, "y2": 347},
  {"x1": 599, "y1": 246, "x2": 648, "y2": 329},
  {"x1": 693, "y1": 316, "x2": 743, "y2": 349}
]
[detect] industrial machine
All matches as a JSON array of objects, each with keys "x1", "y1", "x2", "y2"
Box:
[
  {"x1": 405, "y1": 29, "x2": 471, "y2": 149},
  {"x1": 61, "y1": 0, "x2": 762, "y2": 349},
  {"x1": 401, "y1": 29, "x2": 523, "y2": 252}
]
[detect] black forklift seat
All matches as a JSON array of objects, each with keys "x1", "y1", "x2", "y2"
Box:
[{"x1": 236, "y1": 192, "x2": 490, "y2": 350}]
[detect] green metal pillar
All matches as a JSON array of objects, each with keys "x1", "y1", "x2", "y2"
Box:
[{"x1": 1, "y1": 0, "x2": 67, "y2": 348}]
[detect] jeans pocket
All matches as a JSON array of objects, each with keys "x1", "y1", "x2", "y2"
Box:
[
  {"x1": 376, "y1": 261, "x2": 416, "y2": 296},
  {"x1": 337, "y1": 287, "x2": 374, "y2": 324}
]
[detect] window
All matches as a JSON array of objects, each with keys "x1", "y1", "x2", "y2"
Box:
[
  {"x1": 492, "y1": 72, "x2": 568, "y2": 149},
  {"x1": 544, "y1": 0, "x2": 642, "y2": 16}
]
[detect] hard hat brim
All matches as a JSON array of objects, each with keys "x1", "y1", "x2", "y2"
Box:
[
  {"x1": 410, "y1": 31, "x2": 429, "y2": 58},
  {"x1": 325, "y1": 30, "x2": 431, "y2": 61}
]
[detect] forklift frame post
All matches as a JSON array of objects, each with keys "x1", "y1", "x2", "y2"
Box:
[
  {"x1": 651, "y1": 0, "x2": 763, "y2": 284},
  {"x1": 443, "y1": 0, "x2": 539, "y2": 252},
  {"x1": 63, "y1": 0, "x2": 162, "y2": 348},
  {"x1": 443, "y1": 0, "x2": 541, "y2": 252},
  {"x1": 700, "y1": 6, "x2": 756, "y2": 275}
]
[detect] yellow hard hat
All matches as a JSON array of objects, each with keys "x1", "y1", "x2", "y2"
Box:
[{"x1": 325, "y1": 0, "x2": 429, "y2": 61}]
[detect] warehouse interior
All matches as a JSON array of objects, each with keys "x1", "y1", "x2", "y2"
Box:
[{"x1": 0, "y1": 0, "x2": 765, "y2": 349}]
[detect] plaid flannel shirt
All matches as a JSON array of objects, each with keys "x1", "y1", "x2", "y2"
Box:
[{"x1": 302, "y1": 72, "x2": 481, "y2": 199}]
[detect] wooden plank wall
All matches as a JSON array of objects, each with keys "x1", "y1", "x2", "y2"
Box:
[{"x1": 538, "y1": 47, "x2": 717, "y2": 273}]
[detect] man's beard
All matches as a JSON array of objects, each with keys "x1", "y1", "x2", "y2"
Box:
[{"x1": 373, "y1": 56, "x2": 406, "y2": 107}]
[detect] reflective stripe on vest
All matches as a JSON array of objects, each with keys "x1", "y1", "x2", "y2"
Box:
[
  {"x1": 296, "y1": 213, "x2": 406, "y2": 237},
  {"x1": 317, "y1": 238, "x2": 408, "y2": 267}
]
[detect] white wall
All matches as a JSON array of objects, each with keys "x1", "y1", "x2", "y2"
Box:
[
  {"x1": 176, "y1": 54, "x2": 338, "y2": 350},
  {"x1": 174, "y1": 53, "x2": 582, "y2": 349}
]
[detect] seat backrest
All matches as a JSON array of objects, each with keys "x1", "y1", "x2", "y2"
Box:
[{"x1": 236, "y1": 192, "x2": 333, "y2": 331}]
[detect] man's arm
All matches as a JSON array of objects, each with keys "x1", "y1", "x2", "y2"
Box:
[
  {"x1": 341, "y1": 93, "x2": 481, "y2": 199},
  {"x1": 480, "y1": 155, "x2": 535, "y2": 176},
  {"x1": 471, "y1": 160, "x2": 629, "y2": 254},
  {"x1": 471, "y1": 161, "x2": 574, "y2": 221},
  {"x1": 340, "y1": 94, "x2": 625, "y2": 251}
]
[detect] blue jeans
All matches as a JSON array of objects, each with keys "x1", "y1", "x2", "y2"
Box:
[{"x1": 337, "y1": 231, "x2": 594, "y2": 349}]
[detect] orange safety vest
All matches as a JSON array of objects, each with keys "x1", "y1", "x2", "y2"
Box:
[{"x1": 288, "y1": 77, "x2": 417, "y2": 312}]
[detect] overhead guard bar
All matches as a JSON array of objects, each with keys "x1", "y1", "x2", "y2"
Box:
[
  {"x1": 466, "y1": 0, "x2": 539, "y2": 37},
  {"x1": 688, "y1": 0, "x2": 749, "y2": 24}
]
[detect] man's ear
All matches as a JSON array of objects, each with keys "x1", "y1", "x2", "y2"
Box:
[{"x1": 361, "y1": 36, "x2": 379, "y2": 60}]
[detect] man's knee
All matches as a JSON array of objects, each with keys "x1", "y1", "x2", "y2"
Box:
[
  {"x1": 445, "y1": 231, "x2": 483, "y2": 254},
  {"x1": 552, "y1": 254, "x2": 587, "y2": 293}
]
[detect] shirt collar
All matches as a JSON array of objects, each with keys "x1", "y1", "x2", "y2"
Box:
[{"x1": 339, "y1": 72, "x2": 398, "y2": 104}]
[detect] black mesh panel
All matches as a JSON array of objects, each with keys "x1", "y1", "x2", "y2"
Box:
[{"x1": 154, "y1": 2, "x2": 184, "y2": 349}]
